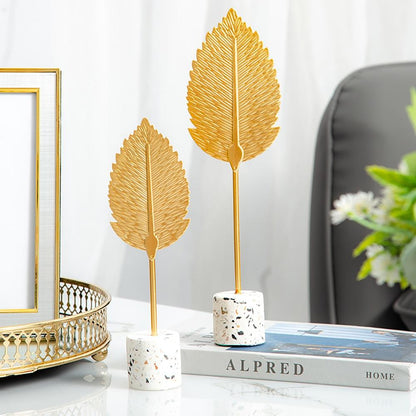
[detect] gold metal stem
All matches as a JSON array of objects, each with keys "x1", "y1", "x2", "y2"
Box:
[
  {"x1": 144, "y1": 140, "x2": 159, "y2": 335},
  {"x1": 149, "y1": 258, "x2": 157, "y2": 336},
  {"x1": 233, "y1": 170, "x2": 242, "y2": 294},
  {"x1": 231, "y1": 36, "x2": 242, "y2": 294}
]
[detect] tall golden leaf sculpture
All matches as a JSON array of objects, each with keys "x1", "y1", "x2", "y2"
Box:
[
  {"x1": 187, "y1": 9, "x2": 280, "y2": 294},
  {"x1": 109, "y1": 118, "x2": 190, "y2": 336}
]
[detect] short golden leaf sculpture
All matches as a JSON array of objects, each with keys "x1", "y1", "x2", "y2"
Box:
[
  {"x1": 187, "y1": 9, "x2": 280, "y2": 293},
  {"x1": 109, "y1": 118, "x2": 190, "y2": 335}
]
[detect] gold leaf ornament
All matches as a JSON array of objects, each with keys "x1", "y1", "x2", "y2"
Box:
[
  {"x1": 187, "y1": 9, "x2": 280, "y2": 293},
  {"x1": 187, "y1": 8, "x2": 281, "y2": 170},
  {"x1": 109, "y1": 118, "x2": 190, "y2": 258},
  {"x1": 108, "y1": 118, "x2": 190, "y2": 335}
]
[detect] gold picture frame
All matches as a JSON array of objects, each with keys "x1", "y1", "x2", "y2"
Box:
[{"x1": 0, "y1": 68, "x2": 60, "y2": 325}]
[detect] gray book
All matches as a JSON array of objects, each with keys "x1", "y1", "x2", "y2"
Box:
[{"x1": 180, "y1": 321, "x2": 416, "y2": 391}]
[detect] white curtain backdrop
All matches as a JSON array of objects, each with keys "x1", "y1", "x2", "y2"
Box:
[{"x1": 1, "y1": 0, "x2": 416, "y2": 321}]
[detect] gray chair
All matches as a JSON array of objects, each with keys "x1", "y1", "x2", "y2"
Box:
[{"x1": 310, "y1": 62, "x2": 416, "y2": 329}]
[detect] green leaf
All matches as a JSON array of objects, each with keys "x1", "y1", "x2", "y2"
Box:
[
  {"x1": 400, "y1": 277, "x2": 410, "y2": 290},
  {"x1": 353, "y1": 231, "x2": 389, "y2": 257},
  {"x1": 400, "y1": 236, "x2": 416, "y2": 287},
  {"x1": 390, "y1": 217, "x2": 416, "y2": 233},
  {"x1": 357, "y1": 257, "x2": 372, "y2": 280},
  {"x1": 394, "y1": 191, "x2": 416, "y2": 213},
  {"x1": 389, "y1": 208, "x2": 411, "y2": 219},
  {"x1": 402, "y1": 152, "x2": 416, "y2": 176},
  {"x1": 351, "y1": 216, "x2": 414, "y2": 237},
  {"x1": 400, "y1": 188, "x2": 416, "y2": 202},
  {"x1": 366, "y1": 165, "x2": 416, "y2": 189},
  {"x1": 407, "y1": 87, "x2": 416, "y2": 135}
]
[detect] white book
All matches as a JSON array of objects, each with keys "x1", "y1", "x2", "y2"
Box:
[{"x1": 180, "y1": 321, "x2": 416, "y2": 391}]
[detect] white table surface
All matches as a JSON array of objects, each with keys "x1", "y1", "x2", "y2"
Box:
[{"x1": 1, "y1": 297, "x2": 416, "y2": 416}]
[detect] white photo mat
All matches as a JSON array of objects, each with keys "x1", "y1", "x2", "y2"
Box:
[
  {"x1": 0, "y1": 69, "x2": 60, "y2": 326},
  {"x1": 0, "y1": 89, "x2": 37, "y2": 311}
]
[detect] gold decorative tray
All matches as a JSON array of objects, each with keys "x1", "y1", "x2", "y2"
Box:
[{"x1": 0, "y1": 278, "x2": 111, "y2": 377}]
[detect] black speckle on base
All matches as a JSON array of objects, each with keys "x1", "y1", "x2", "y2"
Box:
[{"x1": 231, "y1": 334, "x2": 237, "y2": 340}]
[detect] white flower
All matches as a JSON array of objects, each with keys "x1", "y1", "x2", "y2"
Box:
[
  {"x1": 373, "y1": 188, "x2": 395, "y2": 224},
  {"x1": 366, "y1": 244, "x2": 384, "y2": 258},
  {"x1": 380, "y1": 187, "x2": 395, "y2": 210},
  {"x1": 330, "y1": 192, "x2": 379, "y2": 225},
  {"x1": 368, "y1": 249, "x2": 401, "y2": 287},
  {"x1": 372, "y1": 207, "x2": 389, "y2": 224},
  {"x1": 399, "y1": 159, "x2": 409, "y2": 175},
  {"x1": 330, "y1": 208, "x2": 349, "y2": 225}
]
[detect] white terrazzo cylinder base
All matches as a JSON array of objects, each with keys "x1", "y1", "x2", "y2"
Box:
[
  {"x1": 126, "y1": 330, "x2": 181, "y2": 391},
  {"x1": 213, "y1": 290, "x2": 265, "y2": 346}
]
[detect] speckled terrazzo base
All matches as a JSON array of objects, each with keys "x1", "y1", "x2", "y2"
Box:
[
  {"x1": 126, "y1": 330, "x2": 181, "y2": 390},
  {"x1": 213, "y1": 290, "x2": 265, "y2": 346}
]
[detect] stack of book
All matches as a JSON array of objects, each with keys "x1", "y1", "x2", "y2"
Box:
[{"x1": 180, "y1": 320, "x2": 416, "y2": 391}]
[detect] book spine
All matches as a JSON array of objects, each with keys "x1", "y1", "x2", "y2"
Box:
[{"x1": 181, "y1": 348, "x2": 411, "y2": 391}]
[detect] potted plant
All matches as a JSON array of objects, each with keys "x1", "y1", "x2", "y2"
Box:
[{"x1": 331, "y1": 87, "x2": 416, "y2": 329}]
